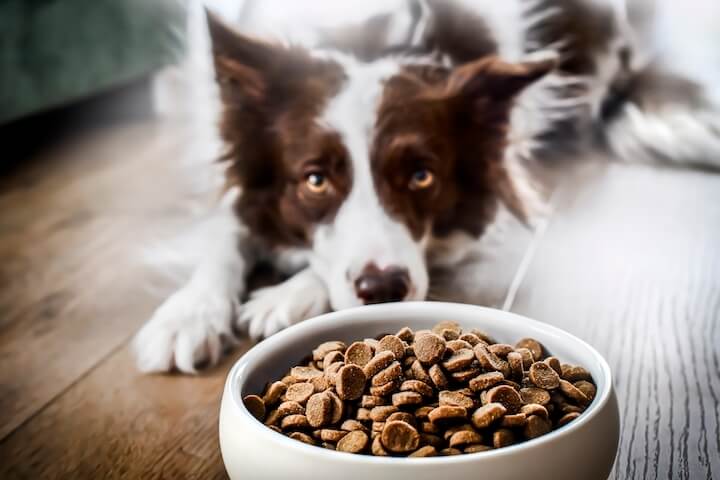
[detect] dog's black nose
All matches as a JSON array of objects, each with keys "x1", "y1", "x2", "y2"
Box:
[{"x1": 354, "y1": 265, "x2": 410, "y2": 304}]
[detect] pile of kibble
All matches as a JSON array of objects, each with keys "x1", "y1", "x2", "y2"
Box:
[{"x1": 243, "y1": 321, "x2": 596, "y2": 457}]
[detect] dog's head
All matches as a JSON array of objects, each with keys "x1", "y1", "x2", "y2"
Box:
[{"x1": 207, "y1": 13, "x2": 553, "y2": 310}]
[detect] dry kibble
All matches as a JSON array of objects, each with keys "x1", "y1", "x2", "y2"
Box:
[
  {"x1": 381, "y1": 421, "x2": 420, "y2": 453},
  {"x1": 243, "y1": 395, "x2": 266, "y2": 421},
  {"x1": 439, "y1": 390, "x2": 475, "y2": 409},
  {"x1": 442, "y1": 348, "x2": 476, "y2": 372},
  {"x1": 392, "y1": 391, "x2": 424, "y2": 407},
  {"x1": 428, "y1": 406, "x2": 468, "y2": 424},
  {"x1": 414, "y1": 333, "x2": 447, "y2": 364},
  {"x1": 559, "y1": 379, "x2": 590, "y2": 405},
  {"x1": 377, "y1": 335, "x2": 406, "y2": 361},
  {"x1": 363, "y1": 351, "x2": 395, "y2": 378},
  {"x1": 471, "y1": 403, "x2": 507, "y2": 429},
  {"x1": 281, "y1": 414, "x2": 310, "y2": 430},
  {"x1": 345, "y1": 341, "x2": 374, "y2": 367},
  {"x1": 409, "y1": 445, "x2": 437, "y2": 457},
  {"x1": 263, "y1": 381, "x2": 288, "y2": 406},
  {"x1": 428, "y1": 364, "x2": 449, "y2": 389},
  {"x1": 400, "y1": 380, "x2": 435, "y2": 397},
  {"x1": 469, "y1": 371, "x2": 505, "y2": 392},
  {"x1": 337, "y1": 430, "x2": 369, "y2": 453},
  {"x1": 515, "y1": 338, "x2": 544, "y2": 361},
  {"x1": 285, "y1": 382, "x2": 315, "y2": 404},
  {"x1": 252, "y1": 322, "x2": 595, "y2": 457},
  {"x1": 486, "y1": 385, "x2": 523, "y2": 414},
  {"x1": 336, "y1": 365, "x2": 367, "y2": 400},
  {"x1": 306, "y1": 393, "x2": 332, "y2": 428},
  {"x1": 313, "y1": 341, "x2": 346, "y2": 361},
  {"x1": 520, "y1": 387, "x2": 551, "y2": 406},
  {"x1": 493, "y1": 428, "x2": 515, "y2": 448},
  {"x1": 529, "y1": 362, "x2": 561, "y2": 389}
]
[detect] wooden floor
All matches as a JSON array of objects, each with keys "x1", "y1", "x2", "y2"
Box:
[{"x1": 0, "y1": 112, "x2": 718, "y2": 479}]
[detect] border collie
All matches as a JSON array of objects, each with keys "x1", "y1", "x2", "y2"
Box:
[{"x1": 134, "y1": 0, "x2": 720, "y2": 373}]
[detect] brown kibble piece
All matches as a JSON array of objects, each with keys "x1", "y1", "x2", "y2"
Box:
[
  {"x1": 281, "y1": 414, "x2": 310, "y2": 430},
  {"x1": 285, "y1": 382, "x2": 315, "y2": 404},
  {"x1": 559, "y1": 379, "x2": 590, "y2": 405},
  {"x1": 544, "y1": 356, "x2": 562, "y2": 375},
  {"x1": 515, "y1": 348, "x2": 535, "y2": 368},
  {"x1": 341, "y1": 419, "x2": 367, "y2": 432},
  {"x1": 459, "y1": 333, "x2": 482, "y2": 346},
  {"x1": 474, "y1": 344, "x2": 509, "y2": 376},
  {"x1": 507, "y1": 352, "x2": 524, "y2": 380},
  {"x1": 500, "y1": 413, "x2": 528, "y2": 428},
  {"x1": 370, "y1": 380, "x2": 398, "y2": 397},
  {"x1": 432, "y1": 321, "x2": 462, "y2": 336},
  {"x1": 421, "y1": 433, "x2": 444, "y2": 448},
  {"x1": 440, "y1": 447, "x2": 463, "y2": 456},
  {"x1": 429, "y1": 364, "x2": 449, "y2": 389},
  {"x1": 464, "y1": 444, "x2": 492, "y2": 454},
  {"x1": 377, "y1": 335, "x2": 406, "y2": 361},
  {"x1": 337, "y1": 430, "x2": 369, "y2": 453},
  {"x1": 439, "y1": 390, "x2": 475, "y2": 409},
  {"x1": 363, "y1": 350, "x2": 396, "y2": 377},
  {"x1": 410, "y1": 360, "x2": 433, "y2": 384},
  {"x1": 313, "y1": 341, "x2": 346, "y2": 361},
  {"x1": 529, "y1": 362, "x2": 561, "y2": 389},
  {"x1": 289, "y1": 432, "x2": 315, "y2": 445},
  {"x1": 344, "y1": 341, "x2": 372, "y2": 367},
  {"x1": 371, "y1": 361, "x2": 402, "y2": 386},
  {"x1": 371, "y1": 435, "x2": 389, "y2": 456},
  {"x1": 520, "y1": 387, "x2": 551, "y2": 406},
  {"x1": 443, "y1": 424, "x2": 474, "y2": 441},
  {"x1": 243, "y1": 395, "x2": 266, "y2": 421},
  {"x1": 264, "y1": 409, "x2": 281, "y2": 426},
  {"x1": 392, "y1": 391, "x2": 424, "y2": 407},
  {"x1": 442, "y1": 349, "x2": 476, "y2": 372},
  {"x1": 446, "y1": 339, "x2": 473, "y2": 352},
  {"x1": 319, "y1": 429, "x2": 347, "y2": 442},
  {"x1": 515, "y1": 338, "x2": 544, "y2": 361},
  {"x1": 361, "y1": 395, "x2": 385, "y2": 408},
  {"x1": 520, "y1": 403, "x2": 549, "y2": 419},
  {"x1": 323, "y1": 351, "x2": 344, "y2": 371},
  {"x1": 277, "y1": 401, "x2": 305, "y2": 418},
  {"x1": 561, "y1": 364, "x2": 593, "y2": 382},
  {"x1": 370, "y1": 405, "x2": 399, "y2": 422},
  {"x1": 291, "y1": 366, "x2": 323, "y2": 382},
  {"x1": 486, "y1": 385, "x2": 523, "y2": 414},
  {"x1": 409, "y1": 445, "x2": 437, "y2": 457},
  {"x1": 400, "y1": 380, "x2": 435, "y2": 397},
  {"x1": 263, "y1": 381, "x2": 288, "y2": 406},
  {"x1": 574, "y1": 380, "x2": 597, "y2": 401},
  {"x1": 396, "y1": 327, "x2": 414, "y2": 342},
  {"x1": 325, "y1": 390, "x2": 344, "y2": 424},
  {"x1": 471, "y1": 402, "x2": 507, "y2": 429},
  {"x1": 415, "y1": 406, "x2": 434, "y2": 420},
  {"x1": 469, "y1": 371, "x2": 505, "y2": 392},
  {"x1": 493, "y1": 428, "x2": 515, "y2": 448},
  {"x1": 558, "y1": 412, "x2": 581, "y2": 427},
  {"x1": 420, "y1": 421, "x2": 440, "y2": 434},
  {"x1": 449, "y1": 430, "x2": 483, "y2": 448},
  {"x1": 356, "y1": 408, "x2": 371, "y2": 421},
  {"x1": 381, "y1": 421, "x2": 420, "y2": 453},
  {"x1": 310, "y1": 374, "x2": 332, "y2": 392},
  {"x1": 336, "y1": 364, "x2": 367, "y2": 400},
  {"x1": 488, "y1": 343, "x2": 514, "y2": 358},
  {"x1": 428, "y1": 406, "x2": 468, "y2": 424},
  {"x1": 306, "y1": 393, "x2": 332, "y2": 428},
  {"x1": 414, "y1": 333, "x2": 447, "y2": 364},
  {"x1": 387, "y1": 412, "x2": 415, "y2": 426},
  {"x1": 524, "y1": 415, "x2": 552, "y2": 439}
]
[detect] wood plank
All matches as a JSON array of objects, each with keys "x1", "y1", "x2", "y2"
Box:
[
  {"x1": 509, "y1": 162, "x2": 720, "y2": 479},
  {"x1": 0, "y1": 120, "x2": 217, "y2": 441},
  {"x1": 0, "y1": 345, "x2": 245, "y2": 479}
]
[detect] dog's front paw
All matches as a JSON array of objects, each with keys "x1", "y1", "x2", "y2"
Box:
[
  {"x1": 133, "y1": 285, "x2": 238, "y2": 374},
  {"x1": 236, "y1": 270, "x2": 329, "y2": 340}
]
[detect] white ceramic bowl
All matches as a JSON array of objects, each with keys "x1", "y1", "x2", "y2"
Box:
[{"x1": 219, "y1": 302, "x2": 620, "y2": 480}]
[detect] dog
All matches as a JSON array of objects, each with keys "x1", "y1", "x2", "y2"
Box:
[{"x1": 134, "y1": 0, "x2": 720, "y2": 373}]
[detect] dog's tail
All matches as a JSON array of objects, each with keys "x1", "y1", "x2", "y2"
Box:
[{"x1": 524, "y1": 0, "x2": 720, "y2": 170}]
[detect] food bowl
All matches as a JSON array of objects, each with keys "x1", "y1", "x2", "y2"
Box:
[{"x1": 219, "y1": 302, "x2": 619, "y2": 480}]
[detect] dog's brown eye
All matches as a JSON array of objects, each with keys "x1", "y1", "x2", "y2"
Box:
[
  {"x1": 409, "y1": 169, "x2": 435, "y2": 190},
  {"x1": 305, "y1": 172, "x2": 329, "y2": 194}
]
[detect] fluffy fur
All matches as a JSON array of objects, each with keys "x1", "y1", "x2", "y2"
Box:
[{"x1": 134, "y1": 0, "x2": 720, "y2": 373}]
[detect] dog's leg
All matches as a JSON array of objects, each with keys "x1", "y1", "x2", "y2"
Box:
[
  {"x1": 236, "y1": 267, "x2": 330, "y2": 340},
  {"x1": 133, "y1": 210, "x2": 247, "y2": 374}
]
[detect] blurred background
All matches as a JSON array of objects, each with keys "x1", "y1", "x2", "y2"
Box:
[{"x1": 0, "y1": 1, "x2": 719, "y2": 479}]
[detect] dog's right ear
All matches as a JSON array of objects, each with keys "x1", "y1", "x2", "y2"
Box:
[{"x1": 206, "y1": 9, "x2": 289, "y2": 105}]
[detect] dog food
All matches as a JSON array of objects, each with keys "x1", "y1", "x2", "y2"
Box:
[{"x1": 243, "y1": 322, "x2": 596, "y2": 457}]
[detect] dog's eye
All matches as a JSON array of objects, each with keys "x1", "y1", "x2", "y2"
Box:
[
  {"x1": 409, "y1": 169, "x2": 435, "y2": 190},
  {"x1": 305, "y1": 172, "x2": 330, "y2": 194}
]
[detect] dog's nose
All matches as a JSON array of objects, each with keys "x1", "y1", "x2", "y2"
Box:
[{"x1": 354, "y1": 265, "x2": 410, "y2": 304}]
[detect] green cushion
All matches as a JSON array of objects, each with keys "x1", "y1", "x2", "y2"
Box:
[{"x1": 0, "y1": 0, "x2": 187, "y2": 124}]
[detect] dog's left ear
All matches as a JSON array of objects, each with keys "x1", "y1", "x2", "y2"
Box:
[{"x1": 447, "y1": 55, "x2": 557, "y2": 104}]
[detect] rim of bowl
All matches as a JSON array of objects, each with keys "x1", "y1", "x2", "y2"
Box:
[{"x1": 225, "y1": 301, "x2": 613, "y2": 465}]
